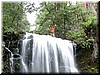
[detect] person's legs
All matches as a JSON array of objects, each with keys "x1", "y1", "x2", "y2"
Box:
[
  {"x1": 52, "y1": 33, "x2": 55, "y2": 37},
  {"x1": 50, "y1": 32, "x2": 55, "y2": 37},
  {"x1": 50, "y1": 33, "x2": 52, "y2": 36}
]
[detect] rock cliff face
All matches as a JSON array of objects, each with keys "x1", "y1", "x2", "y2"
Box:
[
  {"x1": 2, "y1": 32, "x2": 25, "y2": 73},
  {"x1": 76, "y1": 43, "x2": 99, "y2": 73}
]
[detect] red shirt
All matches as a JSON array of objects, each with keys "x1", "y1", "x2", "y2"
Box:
[{"x1": 49, "y1": 25, "x2": 56, "y2": 33}]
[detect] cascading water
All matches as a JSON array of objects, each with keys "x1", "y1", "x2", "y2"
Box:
[{"x1": 19, "y1": 32, "x2": 79, "y2": 73}]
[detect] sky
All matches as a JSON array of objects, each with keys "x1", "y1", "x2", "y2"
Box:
[
  {"x1": 26, "y1": 1, "x2": 40, "y2": 25},
  {"x1": 26, "y1": 12, "x2": 37, "y2": 25},
  {"x1": 25, "y1": 1, "x2": 41, "y2": 31}
]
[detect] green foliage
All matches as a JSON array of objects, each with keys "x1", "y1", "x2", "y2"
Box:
[
  {"x1": 2, "y1": 2, "x2": 30, "y2": 33},
  {"x1": 35, "y1": 2, "x2": 97, "y2": 49},
  {"x1": 66, "y1": 28, "x2": 85, "y2": 39},
  {"x1": 81, "y1": 16, "x2": 96, "y2": 28},
  {"x1": 66, "y1": 28, "x2": 94, "y2": 48}
]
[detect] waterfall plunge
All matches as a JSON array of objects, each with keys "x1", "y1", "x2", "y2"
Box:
[{"x1": 21, "y1": 33, "x2": 78, "y2": 73}]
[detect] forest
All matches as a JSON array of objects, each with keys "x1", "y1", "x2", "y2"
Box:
[{"x1": 2, "y1": 1, "x2": 99, "y2": 73}]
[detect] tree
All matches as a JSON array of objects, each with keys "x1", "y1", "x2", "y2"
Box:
[{"x1": 2, "y1": 2, "x2": 30, "y2": 33}]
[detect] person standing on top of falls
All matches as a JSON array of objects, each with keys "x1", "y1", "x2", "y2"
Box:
[{"x1": 49, "y1": 24, "x2": 56, "y2": 37}]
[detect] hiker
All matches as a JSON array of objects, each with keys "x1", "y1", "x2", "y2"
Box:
[{"x1": 49, "y1": 24, "x2": 56, "y2": 37}]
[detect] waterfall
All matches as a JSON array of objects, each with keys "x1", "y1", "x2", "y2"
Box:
[{"x1": 19, "y1": 33, "x2": 78, "y2": 73}]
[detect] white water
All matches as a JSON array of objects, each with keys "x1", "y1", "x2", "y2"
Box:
[{"x1": 21, "y1": 33, "x2": 78, "y2": 73}]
